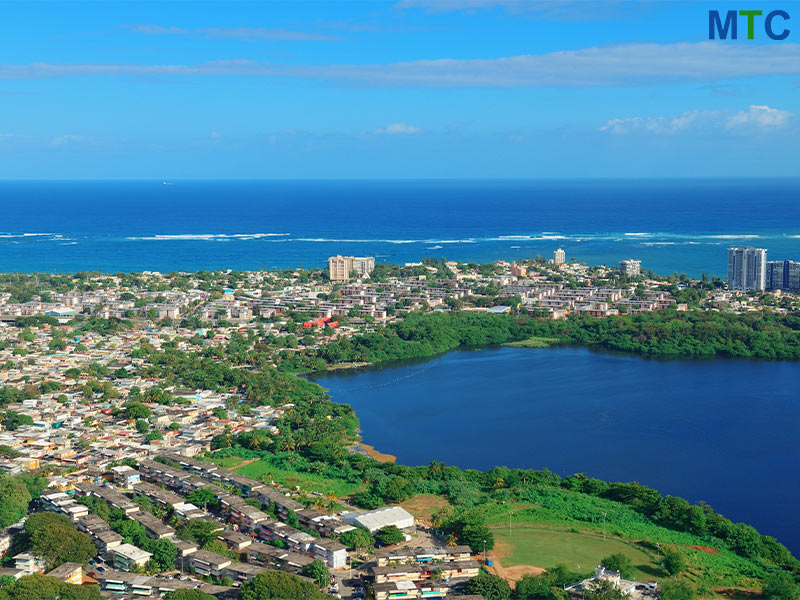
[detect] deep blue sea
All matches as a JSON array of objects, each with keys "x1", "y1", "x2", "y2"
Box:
[
  {"x1": 313, "y1": 347, "x2": 800, "y2": 555},
  {"x1": 1, "y1": 179, "x2": 799, "y2": 275}
]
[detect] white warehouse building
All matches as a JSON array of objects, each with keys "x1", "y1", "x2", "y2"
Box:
[{"x1": 343, "y1": 506, "x2": 415, "y2": 534}]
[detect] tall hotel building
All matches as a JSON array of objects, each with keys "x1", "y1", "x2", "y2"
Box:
[
  {"x1": 328, "y1": 256, "x2": 375, "y2": 281},
  {"x1": 766, "y1": 260, "x2": 800, "y2": 291},
  {"x1": 727, "y1": 247, "x2": 767, "y2": 291},
  {"x1": 553, "y1": 248, "x2": 566, "y2": 266}
]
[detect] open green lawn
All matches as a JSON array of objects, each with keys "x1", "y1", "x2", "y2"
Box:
[
  {"x1": 490, "y1": 525, "x2": 664, "y2": 581},
  {"x1": 233, "y1": 459, "x2": 365, "y2": 498},
  {"x1": 503, "y1": 336, "x2": 562, "y2": 348}
]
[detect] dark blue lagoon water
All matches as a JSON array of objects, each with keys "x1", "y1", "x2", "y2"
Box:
[
  {"x1": 313, "y1": 347, "x2": 800, "y2": 554},
  {"x1": 1, "y1": 179, "x2": 800, "y2": 275}
]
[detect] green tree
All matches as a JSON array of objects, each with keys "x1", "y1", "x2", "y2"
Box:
[
  {"x1": 64, "y1": 368, "x2": 82, "y2": 380},
  {"x1": 135, "y1": 419, "x2": 149, "y2": 434},
  {"x1": 163, "y1": 591, "x2": 217, "y2": 600},
  {"x1": 0, "y1": 477, "x2": 31, "y2": 527},
  {"x1": 2, "y1": 411, "x2": 34, "y2": 431},
  {"x1": 600, "y1": 553, "x2": 634, "y2": 579},
  {"x1": 187, "y1": 488, "x2": 219, "y2": 510},
  {"x1": 147, "y1": 539, "x2": 179, "y2": 571},
  {"x1": 463, "y1": 571, "x2": 511, "y2": 600},
  {"x1": 339, "y1": 528, "x2": 374, "y2": 550},
  {"x1": 659, "y1": 580, "x2": 697, "y2": 600},
  {"x1": 661, "y1": 550, "x2": 687, "y2": 577},
  {"x1": 515, "y1": 565, "x2": 581, "y2": 600},
  {"x1": 763, "y1": 572, "x2": 799, "y2": 600},
  {"x1": 125, "y1": 403, "x2": 151, "y2": 420},
  {"x1": 375, "y1": 525, "x2": 405, "y2": 546},
  {"x1": 26, "y1": 512, "x2": 97, "y2": 568},
  {"x1": 0, "y1": 446, "x2": 20, "y2": 459},
  {"x1": 0, "y1": 574, "x2": 101, "y2": 600},
  {"x1": 177, "y1": 519, "x2": 219, "y2": 547},
  {"x1": 239, "y1": 570, "x2": 329, "y2": 600},
  {"x1": 303, "y1": 559, "x2": 330, "y2": 588},
  {"x1": 460, "y1": 523, "x2": 494, "y2": 554}
]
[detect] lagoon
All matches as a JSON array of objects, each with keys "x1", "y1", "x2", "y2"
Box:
[{"x1": 313, "y1": 346, "x2": 800, "y2": 554}]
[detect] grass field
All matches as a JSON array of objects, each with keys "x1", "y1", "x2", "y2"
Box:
[
  {"x1": 490, "y1": 525, "x2": 664, "y2": 581},
  {"x1": 232, "y1": 459, "x2": 364, "y2": 498},
  {"x1": 503, "y1": 337, "x2": 562, "y2": 348}
]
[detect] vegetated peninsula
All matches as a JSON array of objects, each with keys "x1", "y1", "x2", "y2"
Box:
[{"x1": 0, "y1": 255, "x2": 796, "y2": 600}]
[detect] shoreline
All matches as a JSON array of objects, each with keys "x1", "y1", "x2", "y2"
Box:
[{"x1": 350, "y1": 442, "x2": 397, "y2": 463}]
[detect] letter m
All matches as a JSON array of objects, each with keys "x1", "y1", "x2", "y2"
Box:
[{"x1": 709, "y1": 10, "x2": 738, "y2": 39}]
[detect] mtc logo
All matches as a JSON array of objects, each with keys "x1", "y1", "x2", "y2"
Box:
[{"x1": 709, "y1": 9, "x2": 790, "y2": 39}]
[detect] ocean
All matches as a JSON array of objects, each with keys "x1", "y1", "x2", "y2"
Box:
[{"x1": 0, "y1": 178, "x2": 799, "y2": 274}]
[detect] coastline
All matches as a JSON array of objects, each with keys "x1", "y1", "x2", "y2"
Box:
[{"x1": 349, "y1": 442, "x2": 397, "y2": 463}]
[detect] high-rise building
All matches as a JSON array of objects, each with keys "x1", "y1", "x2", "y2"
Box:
[
  {"x1": 789, "y1": 261, "x2": 800, "y2": 290},
  {"x1": 328, "y1": 255, "x2": 353, "y2": 281},
  {"x1": 328, "y1": 256, "x2": 375, "y2": 281},
  {"x1": 619, "y1": 259, "x2": 641, "y2": 276},
  {"x1": 553, "y1": 248, "x2": 566, "y2": 266},
  {"x1": 352, "y1": 256, "x2": 375, "y2": 278},
  {"x1": 727, "y1": 247, "x2": 767, "y2": 291},
  {"x1": 767, "y1": 261, "x2": 786, "y2": 291},
  {"x1": 765, "y1": 259, "x2": 800, "y2": 291}
]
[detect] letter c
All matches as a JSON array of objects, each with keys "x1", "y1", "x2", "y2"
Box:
[{"x1": 766, "y1": 10, "x2": 790, "y2": 40}]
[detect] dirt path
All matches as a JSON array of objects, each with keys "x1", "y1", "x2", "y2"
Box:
[{"x1": 232, "y1": 458, "x2": 262, "y2": 470}]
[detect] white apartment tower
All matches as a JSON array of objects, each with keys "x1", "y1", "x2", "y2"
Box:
[
  {"x1": 328, "y1": 256, "x2": 375, "y2": 281},
  {"x1": 728, "y1": 247, "x2": 766, "y2": 291},
  {"x1": 553, "y1": 248, "x2": 566, "y2": 266},
  {"x1": 619, "y1": 259, "x2": 641, "y2": 277}
]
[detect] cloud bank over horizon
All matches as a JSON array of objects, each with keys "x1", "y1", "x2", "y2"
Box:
[{"x1": 3, "y1": 42, "x2": 800, "y2": 88}]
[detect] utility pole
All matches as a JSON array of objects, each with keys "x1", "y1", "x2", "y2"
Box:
[
  {"x1": 602, "y1": 512, "x2": 607, "y2": 541},
  {"x1": 483, "y1": 539, "x2": 486, "y2": 564}
]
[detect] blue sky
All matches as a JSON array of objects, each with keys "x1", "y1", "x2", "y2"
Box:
[{"x1": 1, "y1": 0, "x2": 799, "y2": 178}]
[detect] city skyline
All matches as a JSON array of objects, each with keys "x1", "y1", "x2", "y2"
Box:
[{"x1": 725, "y1": 246, "x2": 800, "y2": 292}]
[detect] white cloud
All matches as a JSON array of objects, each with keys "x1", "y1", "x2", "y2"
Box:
[
  {"x1": 600, "y1": 111, "x2": 711, "y2": 135},
  {"x1": 49, "y1": 134, "x2": 84, "y2": 147},
  {"x1": 374, "y1": 123, "x2": 423, "y2": 135},
  {"x1": 121, "y1": 24, "x2": 341, "y2": 42},
  {"x1": 396, "y1": 0, "x2": 622, "y2": 19},
  {"x1": 3, "y1": 43, "x2": 800, "y2": 88},
  {"x1": 727, "y1": 105, "x2": 791, "y2": 129},
  {"x1": 210, "y1": 131, "x2": 222, "y2": 139},
  {"x1": 601, "y1": 105, "x2": 792, "y2": 135}
]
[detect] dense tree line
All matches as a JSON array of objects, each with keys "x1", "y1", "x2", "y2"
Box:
[{"x1": 311, "y1": 310, "x2": 800, "y2": 365}]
